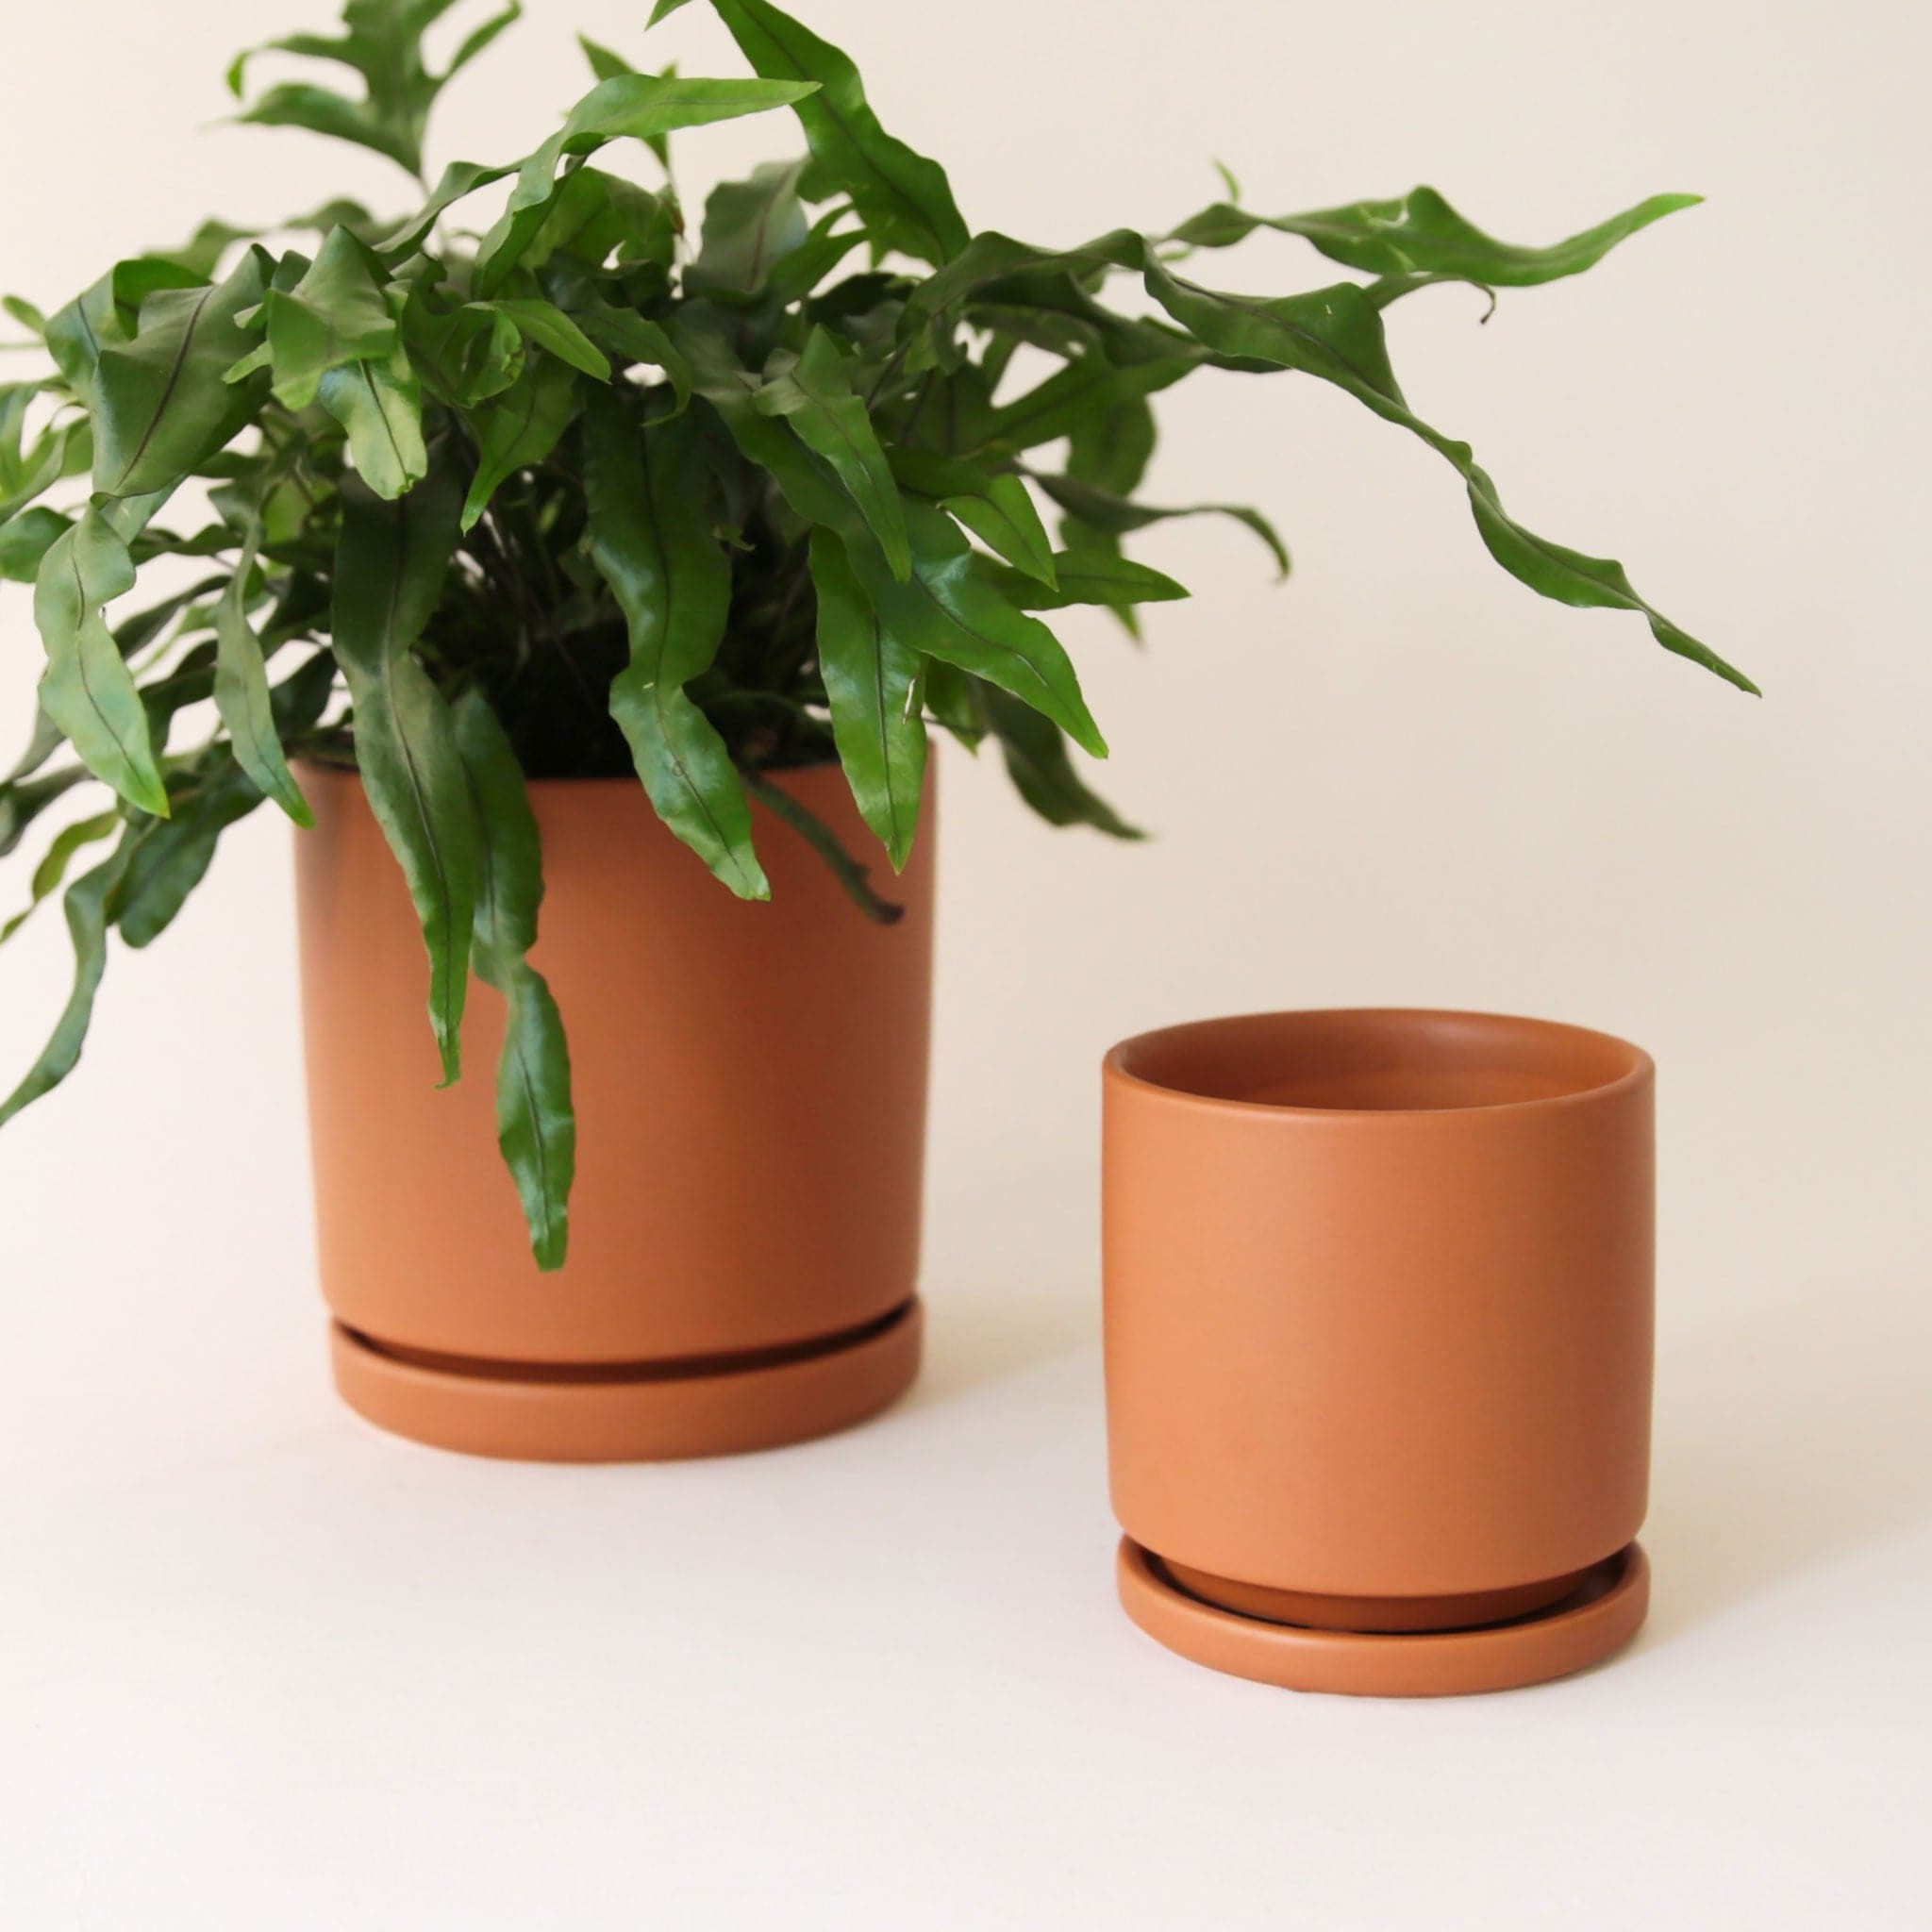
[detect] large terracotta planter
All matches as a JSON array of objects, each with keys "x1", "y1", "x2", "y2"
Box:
[
  {"x1": 1103, "y1": 1008, "x2": 1655, "y2": 1696},
  {"x1": 295, "y1": 760, "x2": 933, "y2": 1461}
]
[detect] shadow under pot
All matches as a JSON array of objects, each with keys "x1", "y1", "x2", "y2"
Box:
[
  {"x1": 295, "y1": 760, "x2": 934, "y2": 1462},
  {"x1": 1103, "y1": 1008, "x2": 1655, "y2": 1697}
]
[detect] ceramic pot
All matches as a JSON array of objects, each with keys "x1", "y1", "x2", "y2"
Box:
[
  {"x1": 1103, "y1": 1008, "x2": 1655, "y2": 1695},
  {"x1": 296, "y1": 760, "x2": 933, "y2": 1461}
]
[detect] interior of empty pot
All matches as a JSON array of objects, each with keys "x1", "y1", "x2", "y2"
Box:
[{"x1": 1111, "y1": 1009, "x2": 1647, "y2": 1113}]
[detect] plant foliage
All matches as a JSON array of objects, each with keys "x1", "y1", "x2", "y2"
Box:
[{"x1": 0, "y1": 0, "x2": 1750, "y2": 1267}]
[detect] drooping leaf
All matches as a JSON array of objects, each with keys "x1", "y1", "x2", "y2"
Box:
[
  {"x1": 1167, "y1": 187, "x2": 1701, "y2": 289},
  {"x1": 755, "y1": 326, "x2": 909, "y2": 577},
  {"x1": 0, "y1": 766, "x2": 87, "y2": 856},
  {"x1": 319, "y1": 350, "x2": 428, "y2": 498},
  {"x1": 1059, "y1": 392, "x2": 1161, "y2": 634},
  {"x1": 808, "y1": 526, "x2": 926, "y2": 868},
  {"x1": 451, "y1": 689, "x2": 575, "y2": 1271},
  {"x1": 742, "y1": 768, "x2": 904, "y2": 924},
  {"x1": 460, "y1": 352, "x2": 579, "y2": 530},
  {"x1": 581, "y1": 385, "x2": 767, "y2": 898},
  {"x1": 92, "y1": 248, "x2": 272, "y2": 498},
  {"x1": 0, "y1": 828, "x2": 139, "y2": 1127},
  {"x1": 116, "y1": 755, "x2": 270, "y2": 949},
  {"x1": 213, "y1": 525, "x2": 314, "y2": 825},
  {"x1": 330, "y1": 461, "x2": 476, "y2": 1082},
  {"x1": 0, "y1": 809, "x2": 120, "y2": 945},
  {"x1": 32, "y1": 503, "x2": 171, "y2": 816},
  {"x1": 844, "y1": 501, "x2": 1106, "y2": 756},
  {"x1": 983, "y1": 548, "x2": 1189, "y2": 611},
  {"x1": 1139, "y1": 258, "x2": 1755, "y2": 691},
  {"x1": 981, "y1": 684, "x2": 1143, "y2": 839},
  {"x1": 1032, "y1": 470, "x2": 1290, "y2": 577},
  {"x1": 701, "y1": 0, "x2": 970, "y2": 264}
]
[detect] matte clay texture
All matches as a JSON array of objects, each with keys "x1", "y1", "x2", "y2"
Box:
[
  {"x1": 297, "y1": 761, "x2": 934, "y2": 1459},
  {"x1": 1118, "y1": 1539, "x2": 1651, "y2": 1698},
  {"x1": 1103, "y1": 1008, "x2": 1655, "y2": 1687}
]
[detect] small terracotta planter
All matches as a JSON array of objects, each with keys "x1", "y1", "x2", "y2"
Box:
[
  {"x1": 295, "y1": 761, "x2": 933, "y2": 1461},
  {"x1": 1103, "y1": 1008, "x2": 1655, "y2": 1696}
]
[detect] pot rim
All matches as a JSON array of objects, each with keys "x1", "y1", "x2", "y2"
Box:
[{"x1": 1103, "y1": 1006, "x2": 1653, "y2": 1122}]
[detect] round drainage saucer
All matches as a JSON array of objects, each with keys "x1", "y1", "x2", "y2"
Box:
[
  {"x1": 1117, "y1": 1538, "x2": 1649, "y2": 1697},
  {"x1": 330, "y1": 1299, "x2": 923, "y2": 1462}
]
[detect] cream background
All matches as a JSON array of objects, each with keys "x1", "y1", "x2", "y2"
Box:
[{"x1": 2, "y1": 1, "x2": 1927, "y2": 1924}]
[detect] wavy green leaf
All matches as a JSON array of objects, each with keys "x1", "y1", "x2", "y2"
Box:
[
  {"x1": 230, "y1": 0, "x2": 524, "y2": 180},
  {"x1": 581, "y1": 386, "x2": 767, "y2": 897},
  {"x1": 690, "y1": 160, "x2": 809, "y2": 297},
  {"x1": 983, "y1": 548, "x2": 1189, "y2": 611},
  {"x1": 1141, "y1": 259, "x2": 1754, "y2": 691},
  {"x1": 701, "y1": 0, "x2": 969, "y2": 264},
  {"x1": 319, "y1": 350, "x2": 428, "y2": 498},
  {"x1": 253, "y1": 227, "x2": 395, "y2": 409},
  {"x1": 331, "y1": 462, "x2": 476, "y2": 1082},
  {"x1": 0, "y1": 826, "x2": 138, "y2": 1128},
  {"x1": 1, "y1": 809, "x2": 120, "y2": 946},
  {"x1": 0, "y1": 508, "x2": 70, "y2": 584},
  {"x1": 890, "y1": 449, "x2": 1057, "y2": 586},
  {"x1": 845, "y1": 501, "x2": 1106, "y2": 756},
  {"x1": 460, "y1": 353, "x2": 579, "y2": 531},
  {"x1": 808, "y1": 526, "x2": 926, "y2": 869},
  {"x1": 213, "y1": 525, "x2": 313, "y2": 826},
  {"x1": 742, "y1": 769, "x2": 904, "y2": 924},
  {"x1": 92, "y1": 249, "x2": 271, "y2": 498},
  {"x1": 117, "y1": 755, "x2": 269, "y2": 949},
  {"x1": 508, "y1": 74, "x2": 820, "y2": 222},
  {"x1": 1167, "y1": 187, "x2": 1700, "y2": 288},
  {"x1": 33, "y1": 504, "x2": 171, "y2": 816},
  {"x1": 45, "y1": 258, "x2": 205, "y2": 407},
  {"x1": 451, "y1": 689, "x2": 575, "y2": 1271},
  {"x1": 979, "y1": 354, "x2": 1196, "y2": 456},
  {"x1": 981, "y1": 685, "x2": 1142, "y2": 840},
  {"x1": 0, "y1": 767, "x2": 87, "y2": 858},
  {"x1": 379, "y1": 160, "x2": 519, "y2": 259},
  {"x1": 552, "y1": 295, "x2": 691, "y2": 407},
  {"x1": 1032, "y1": 470, "x2": 1289, "y2": 577},
  {"x1": 483, "y1": 298, "x2": 609, "y2": 380},
  {"x1": 755, "y1": 326, "x2": 909, "y2": 577},
  {"x1": 403, "y1": 298, "x2": 524, "y2": 408}
]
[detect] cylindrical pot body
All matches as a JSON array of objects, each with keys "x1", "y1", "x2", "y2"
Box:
[
  {"x1": 295, "y1": 759, "x2": 933, "y2": 1457},
  {"x1": 1103, "y1": 1009, "x2": 1653, "y2": 1624}
]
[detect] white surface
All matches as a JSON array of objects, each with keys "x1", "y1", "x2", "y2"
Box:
[{"x1": 4, "y1": 0, "x2": 1930, "y2": 1923}]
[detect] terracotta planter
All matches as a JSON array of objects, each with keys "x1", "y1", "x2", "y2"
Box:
[
  {"x1": 1103, "y1": 1008, "x2": 1655, "y2": 1696},
  {"x1": 295, "y1": 760, "x2": 933, "y2": 1461}
]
